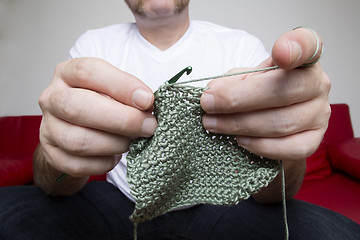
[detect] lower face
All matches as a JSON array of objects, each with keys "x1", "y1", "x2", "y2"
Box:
[{"x1": 124, "y1": 0, "x2": 190, "y2": 19}]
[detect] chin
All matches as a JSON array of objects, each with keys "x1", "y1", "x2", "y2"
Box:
[
  {"x1": 146, "y1": 9, "x2": 177, "y2": 19},
  {"x1": 127, "y1": 0, "x2": 189, "y2": 19}
]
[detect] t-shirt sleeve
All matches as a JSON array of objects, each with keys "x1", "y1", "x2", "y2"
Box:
[
  {"x1": 69, "y1": 30, "x2": 98, "y2": 59},
  {"x1": 246, "y1": 38, "x2": 270, "y2": 67},
  {"x1": 239, "y1": 33, "x2": 270, "y2": 67}
]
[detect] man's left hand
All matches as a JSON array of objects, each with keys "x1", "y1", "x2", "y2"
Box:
[{"x1": 200, "y1": 27, "x2": 331, "y2": 162}]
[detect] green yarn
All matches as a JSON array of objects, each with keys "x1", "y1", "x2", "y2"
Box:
[{"x1": 127, "y1": 82, "x2": 280, "y2": 223}]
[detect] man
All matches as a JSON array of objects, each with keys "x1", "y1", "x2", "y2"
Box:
[{"x1": 0, "y1": 0, "x2": 359, "y2": 239}]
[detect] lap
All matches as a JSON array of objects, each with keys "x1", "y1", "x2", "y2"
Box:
[
  {"x1": 183, "y1": 200, "x2": 360, "y2": 240},
  {"x1": 0, "y1": 181, "x2": 359, "y2": 240},
  {"x1": 0, "y1": 181, "x2": 135, "y2": 240}
]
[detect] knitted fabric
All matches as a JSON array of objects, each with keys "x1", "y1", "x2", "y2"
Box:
[{"x1": 127, "y1": 83, "x2": 280, "y2": 223}]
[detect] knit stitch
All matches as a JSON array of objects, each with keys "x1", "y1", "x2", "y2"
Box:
[{"x1": 127, "y1": 83, "x2": 280, "y2": 223}]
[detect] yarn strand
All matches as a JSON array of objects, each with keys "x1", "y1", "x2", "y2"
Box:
[
  {"x1": 281, "y1": 160, "x2": 289, "y2": 240},
  {"x1": 134, "y1": 223, "x2": 138, "y2": 240},
  {"x1": 172, "y1": 66, "x2": 280, "y2": 86}
]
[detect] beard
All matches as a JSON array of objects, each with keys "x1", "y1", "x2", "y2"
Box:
[{"x1": 125, "y1": 0, "x2": 190, "y2": 18}]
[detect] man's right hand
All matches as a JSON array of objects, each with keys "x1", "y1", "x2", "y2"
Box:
[{"x1": 38, "y1": 57, "x2": 157, "y2": 178}]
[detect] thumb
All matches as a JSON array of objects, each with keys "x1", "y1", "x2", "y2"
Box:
[{"x1": 271, "y1": 27, "x2": 323, "y2": 70}]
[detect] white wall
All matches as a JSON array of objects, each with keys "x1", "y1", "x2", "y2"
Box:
[{"x1": 1, "y1": 0, "x2": 359, "y2": 136}]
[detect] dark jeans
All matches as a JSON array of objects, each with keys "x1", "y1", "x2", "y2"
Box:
[{"x1": 0, "y1": 181, "x2": 359, "y2": 240}]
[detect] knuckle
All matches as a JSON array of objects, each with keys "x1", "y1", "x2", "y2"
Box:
[
  {"x1": 227, "y1": 91, "x2": 242, "y2": 111},
  {"x1": 209, "y1": 79, "x2": 243, "y2": 113},
  {"x1": 271, "y1": 110, "x2": 296, "y2": 136},
  {"x1": 321, "y1": 72, "x2": 331, "y2": 93},
  {"x1": 38, "y1": 115, "x2": 59, "y2": 151},
  {"x1": 72, "y1": 58, "x2": 97, "y2": 83},
  {"x1": 233, "y1": 118, "x2": 245, "y2": 133},
  {"x1": 321, "y1": 102, "x2": 332, "y2": 123},
  {"x1": 51, "y1": 61, "x2": 66, "y2": 81},
  {"x1": 116, "y1": 110, "x2": 136, "y2": 135},
  {"x1": 233, "y1": 115, "x2": 253, "y2": 135},
  {"x1": 39, "y1": 61, "x2": 70, "y2": 113},
  {"x1": 58, "y1": 89, "x2": 84, "y2": 122},
  {"x1": 38, "y1": 142, "x2": 51, "y2": 162},
  {"x1": 325, "y1": 103, "x2": 331, "y2": 119},
  {"x1": 38, "y1": 87, "x2": 52, "y2": 111},
  {"x1": 38, "y1": 118, "x2": 50, "y2": 144},
  {"x1": 61, "y1": 127, "x2": 89, "y2": 155},
  {"x1": 313, "y1": 98, "x2": 331, "y2": 130},
  {"x1": 312, "y1": 65, "x2": 331, "y2": 94},
  {"x1": 117, "y1": 114, "x2": 128, "y2": 132},
  {"x1": 54, "y1": 61, "x2": 65, "y2": 75},
  {"x1": 315, "y1": 104, "x2": 331, "y2": 135}
]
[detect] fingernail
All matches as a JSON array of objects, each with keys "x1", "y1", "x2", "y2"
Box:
[
  {"x1": 289, "y1": 41, "x2": 302, "y2": 64},
  {"x1": 201, "y1": 93, "x2": 215, "y2": 112},
  {"x1": 203, "y1": 115, "x2": 217, "y2": 130},
  {"x1": 132, "y1": 89, "x2": 153, "y2": 110},
  {"x1": 236, "y1": 136, "x2": 251, "y2": 147},
  {"x1": 142, "y1": 118, "x2": 157, "y2": 137}
]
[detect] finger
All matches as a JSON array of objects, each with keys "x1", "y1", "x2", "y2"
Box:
[
  {"x1": 272, "y1": 27, "x2": 323, "y2": 69},
  {"x1": 201, "y1": 64, "x2": 324, "y2": 114},
  {"x1": 41, "y1": 143, "x2": 119, "y2": 177},
  {"x1": 42, "y1": 87, "x2": 157, "y2": 137},
  {"x1": 203, "y1": 98, "x2": 330, "y2": 137},
  {"x1": 58, "y1": 57, "x2": 154, "y2": 110},
  {"x1": 225, "y1": 67, "x2": 254, "y2": 76},
  {"x1": 236, "y1": 128, "x2": 327, "y2": 161},
  {"x1": 40, "y1": 113, "x2": 130, "y2": 156}
]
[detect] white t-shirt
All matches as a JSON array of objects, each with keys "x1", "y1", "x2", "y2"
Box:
[{"x1": 69, "y1": 20, "x2": 269, "y2": 201}]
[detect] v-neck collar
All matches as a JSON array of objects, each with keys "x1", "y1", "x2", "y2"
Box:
[{"x1": 134, "y1": 21, "x2": 194, "y2": 62}]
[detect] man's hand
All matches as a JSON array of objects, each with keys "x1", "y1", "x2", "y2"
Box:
[
  {"x1": 200, "y1": 28, "x2": 330, "y2": 201},
  {"x1": 38, "y1": 58, "x2": 158, "y2": 178},
  {"x1": 201, "y1": 27, "x2": 330, "y2": 162}
]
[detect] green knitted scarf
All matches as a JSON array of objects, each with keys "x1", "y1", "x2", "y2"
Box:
[{"x1": 127, "y1": 79, "x2": 280, "y2": 224}]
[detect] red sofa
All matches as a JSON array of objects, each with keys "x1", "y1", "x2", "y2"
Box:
[
  {"x1": 1, "y1": 104, "x2": 359, "y2": 223},
  {"x1": 0, "y1": 116, "x2": 106, "y2": 186},
  {"x1": 294, "y1": 103, "x2": 360, "y2": 224}
]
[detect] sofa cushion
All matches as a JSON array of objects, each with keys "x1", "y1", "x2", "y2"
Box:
[
  {"x1": 304, "y1": 139, "x2": 332, "y2": 180},
  {"x1": 0, "y1": 116, "x2": 42, "y2": 186},
  {"x1": 325, "y1": 104, "x2": 354, "y2": 143},
  {"x1": 295, "y1": 172, "x2": 360, "y2": 224},
  {"x1": 328, "y1": 138, "x2": 360, "y2": 180},
  {"x1": 0, "y1": 157, "x2": 33, "y2": 187},
  {"x1": 304, "y1": 104, "x2": 354, "y2": 180},
  {"x1": 0, "y1": 116, "x2": 42, "y2": 157}
]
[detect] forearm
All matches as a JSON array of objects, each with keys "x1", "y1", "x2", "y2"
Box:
[
  {"x1": 33, "y1": 144, "x2": 89, "y2": 197},
  {"x1": 252, "y1": 159, "x2": 306, "y2": 203}
]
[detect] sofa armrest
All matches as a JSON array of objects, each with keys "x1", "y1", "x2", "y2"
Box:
[{"x1": 328, "y1": 138, "x2": 360, "y2": 180}]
